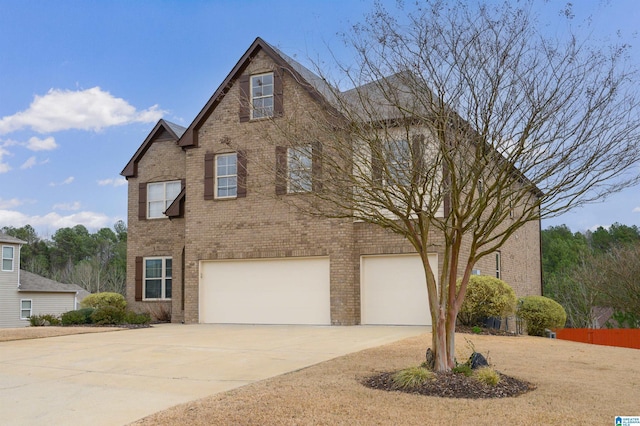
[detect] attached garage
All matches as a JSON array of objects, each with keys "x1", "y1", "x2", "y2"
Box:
[
  {"x1": 360, "y1": 253, "x2": 437, "y2": 325},
  {"x1": 199, "y1": 257, "x2": 330, "y2": 325}
]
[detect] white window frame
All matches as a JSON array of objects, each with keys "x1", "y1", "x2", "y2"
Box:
[
  {"x1": 143, "y1": 257, "x2": 172, "y2": 300},
  {"x1": 287, "y1": 146, "x2": 313, "y2": 193},
  {"x1": 147, "y1": 181, "x2": 181, "y2": 219},
  {"x1": 215, "y1": 153, "x2": 238, "y2": 199},
  {"x1": 2, "y1": 245, "x2": 14, "y2": 272},
  {"x1": 250, "y1": 72, "x2": 274, "y2": 119},
  {"x1": 496, "y1": 251, "x2": 502, "y2": 279},
  {"x1": 20, "y1": 299, "x2": 32, "y2": 320}
]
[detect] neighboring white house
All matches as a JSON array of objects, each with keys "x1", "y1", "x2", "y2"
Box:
[{"x1": 0, "y1": 233, "x2": 89, "y2": 328}]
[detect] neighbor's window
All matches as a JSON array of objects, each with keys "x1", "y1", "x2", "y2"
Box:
[
  {"x1": 147, "y1": 181, "x2": 181, "y2": 219},
  {"x1": 215, "y1": 153, "x2": 237, "y2": 198},
  {"x1": 20, "y1": 299, "x2": 32, "y2": 320},
  {"x1": 144, "y1": 257, "x2": 172, "y2": 300},
  {"x1": 496, "y1": 252, "x2": 501, "y2": 279},
  {"x1": 287, "y1": 146, "x2": 312, "y2": 193},
  {"x1": 2, "y1": 246, "x2": 14, "y2": 271},
  {"x1": 385, "y1": 139, "x2": 411, "y2": 187},
  {"x1": 251, "y1": 73, "x2": 274, "y2": 119}
]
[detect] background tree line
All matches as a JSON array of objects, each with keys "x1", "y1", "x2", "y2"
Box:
[
  {"x1": 1, "y1": 221, "x2": 127, "y2": 295},
  {"x1": 542, "y1": 223, "x2": 640, "y2": 328}
]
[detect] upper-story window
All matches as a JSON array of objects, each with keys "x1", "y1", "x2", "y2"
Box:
[
  {"x1": 147, "y1": 181, "x2": 181, "y2": 219},
  {"x1": 385, "y1": 139, "x2": 411, "y2": 187},
  {"x1": 251, "y1": 73, "x2": 274, "y2": 119},
  {"x1": 287, "y1": 146, "x2": 313, "y2": 193},
  {"x1": 2, "y1": 246, "x2": 14, "y2": 271},
  {"x1": 216, "y1": 153, "x2": 238, "y2": 198}
]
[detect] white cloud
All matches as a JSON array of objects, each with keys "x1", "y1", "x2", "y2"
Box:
[
  {"x1": 26, "y1": 136, "x2": 57, "y2": 151},
  {"x1": 0, "y1": 209, "x2": 116, "y2": 232},
  {"x1": 52, "y1": 201, "x2": 82, "y2": 211},
  {"x1": 633, "y1": 207, "x2": 640, "y2": 213},
  {"x1": 49, "y1": 176, "x2": 75, "y2": 187},
  {"x1": 0, "y1": 146, "x2": 11, "y2": 173},
  {"x1": 0, "y1": 87, "x2": 165, "y2": 135},
  {"x1": 20, "y1": 156, "x2": 37, "y2": 169},
  {"x1": 97, "y1": 177, "x2": 127, "y2": 187},
  {"x1": 0, "y1": 198, "x2": 23, "y2": 209}
]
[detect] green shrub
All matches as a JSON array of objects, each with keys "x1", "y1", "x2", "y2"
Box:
[
  {"x1": 517, "y1": 296, "x2": 567, "y2": 336},
  {"x1": 30, "y1": 314, "x2": 61, "y2": 326},
  {"x1": 60, "y1": 308, "x2": 93, "y2": 325},
  {"x1": 458, "y1": 276, "x2": 517, "y2": 326},
  {"x1": 80, "y1": 292, "x2": 127, "y2": 311},
  {"x1": 124, "y1": 310, "x2": 151, "y2": 325},
  {"x1": 90, "y1": 306, "x2": 125, "y2": 325},
  {"x1": 474, "y1": 367, "x2": 501, "y2": 386},
  {"x1": 392, "y1": 366, "x2": 434, "y2": 389}
]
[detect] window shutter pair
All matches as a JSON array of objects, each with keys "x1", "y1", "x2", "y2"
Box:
[
  {"x1": 203, "y1": 151, "x2": 247, "y2": 200},
  {"x1": 238, "y1": 70, "x2": 283, "y2": 122}
]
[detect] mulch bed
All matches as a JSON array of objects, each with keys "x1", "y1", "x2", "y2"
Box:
[{"x1": 363, "y1": 370, "x2": 534, "y2": 399}]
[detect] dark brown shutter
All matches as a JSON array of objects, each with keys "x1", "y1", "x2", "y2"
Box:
[
  {"x1": 312, "y1": 141, "x2": 323, "y2": 192},
  {"x1": 273, "y1": 68, "x2": 284, "y2": 117},
  {"x1": 412, "y1": 134, "x2": 425, "y2": 186},
  {"x1": 237, "y1": 150, "x2": 247, "y2": 198},
  {"x1": 371, "y1": 140, "x2": 383, "y2": 186},
  {"x1": 239, "y1": 75, "x2": 250, "y2": 122},
  {"x1": 135, "y1": 256, "x2": 143, "y2": 301},
  {"x1": 204, "y1": 153, "x2": 215, "y2": 200},
  {"x1": 138, "y1": 183, "x2": 147, "y2": 220},
  {"x1": 275, "y1": 146, "x2": 287, "y2": 195}
]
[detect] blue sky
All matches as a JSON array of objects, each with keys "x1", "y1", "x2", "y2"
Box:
[{"x1": 0, "y1": 0, "x2": 638, "y2": 237}]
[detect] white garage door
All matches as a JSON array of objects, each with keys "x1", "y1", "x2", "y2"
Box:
[
  {"x1": 361, "y1": 254, "x2": 437, "y2": 325},
  {"x1": 199, "y1": 257, "x2": 330, "y2": 325}
]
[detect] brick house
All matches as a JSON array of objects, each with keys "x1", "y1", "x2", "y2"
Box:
[{"x1": 121, "y1": 37, "x2": 542, "y2": 325}]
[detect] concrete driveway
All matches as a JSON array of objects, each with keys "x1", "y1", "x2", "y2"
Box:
[{"x1": 0, "y1": 324, "x2": 427, "y2": 425}]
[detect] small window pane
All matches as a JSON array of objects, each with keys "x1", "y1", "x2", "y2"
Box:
[
  {"x1": 146, "y1": 259, "x2": 162, "y2": 278},
  {"x1": 145, "y1": 279, "x2": 162, "y2": 299},
  {"x1": 165, "y1": 279, "x2": 172, "y2": 299},
  {"x1": 166, "y1": 181, "x2": 181, "y2": 200},
  {"x1": 147, "y1": 183, "x2": 164, "y2": 201}
]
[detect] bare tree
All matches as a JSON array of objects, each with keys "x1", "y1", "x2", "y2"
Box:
[{"x1": 257, "y1": 1, "x2": 640, "y2": 371}]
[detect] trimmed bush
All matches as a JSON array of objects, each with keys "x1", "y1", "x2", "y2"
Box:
[
  {"x1": 90, "y1": 306, "x2": 125, "y2": 325},
  {"x1": 124, "y1": 310, "x2": 151, "y2": 325},
  {"x1": 80, "y1": 292, "x2": 127, "y2": 311},
  {"x1": 60, "y1": 308, "x2": 95, "y2": 325},
  {"x1": 458, "y1": 276, "x2": 517, "y2": 326},
  {"x1": 517, "y1": 295, "x2": 567, "y2": 336}
]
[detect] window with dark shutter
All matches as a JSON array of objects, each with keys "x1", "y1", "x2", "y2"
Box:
[
  {"x1": 239, "y1": 75, "x2": 250, "y2": 122},
  {"x1": 237, "y1": 150, "x2": 247, "y2": 198},
  {"x1": 312, "y1": 141, "x2": 323, "y2": 192},
  {"x1": 275, "y1": 146, "x2": 287, "y2": 195},
  {"x1": 204, "y1": 153, "x2": 215, "y2": 200},
  {"x1": 138, "y1": 183, "x2": 147, "y2": 220},
  {"x1": 135, "y1": 256, "x2": 143, "y2": 301}
]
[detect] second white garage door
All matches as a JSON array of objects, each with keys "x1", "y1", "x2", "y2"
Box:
[
  {"x1": 361, "y1": 254, "x2": 437, "y2": 325},
  {"x1": 199, "y1": 257, "x2": 330, "y2": 325}
]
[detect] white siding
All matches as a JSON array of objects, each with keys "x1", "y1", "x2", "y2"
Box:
[{"x1": 0, "y1": 245, "x2": 24, "y2": 328}]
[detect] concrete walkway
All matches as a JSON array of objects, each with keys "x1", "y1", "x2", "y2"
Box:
[{"x1": 0, "y1": 324, "x2": 428, "y2": 425}]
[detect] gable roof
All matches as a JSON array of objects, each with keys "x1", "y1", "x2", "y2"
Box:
[
  {"x1": 177, "y1": 37, "x2": 340, "y2": 149},
  {"x1": 121, "y1": 119, "x2": 187, "y2": 178},
  {"x1": 0, "y1": 233, "x2": 26, "y2": 245},
  {"x1": 18, "y1": 270, "x2": 90, "y2": 300}
]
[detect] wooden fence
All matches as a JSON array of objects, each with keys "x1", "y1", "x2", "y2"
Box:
[{"x1": 554, "y1": 328, "x2": 640, "y2": 349}]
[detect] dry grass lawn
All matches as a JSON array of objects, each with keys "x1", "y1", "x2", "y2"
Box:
[
  {"x1": 132, "y1": 332, "x2": 640, "y2": 426},
  {"x1": 0, "y1": 326, "x2": 123, "y2": 342}
]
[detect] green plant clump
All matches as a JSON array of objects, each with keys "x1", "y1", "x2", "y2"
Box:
[
  {"x1": 457, "y1": 275, "x2": 517, "y2": 326},
  {"x1": 29, "y1": 314, "x2": 61, "y2": 326},
  {"x1": 90, "y1": 306, "x2": 125, "y2": 325},
  {"x1": 452, "y1": 364, "x2": 473, "y2": 377},
  {"x1": 80, "y1": 292, "x2": 127, "y2": 311},
  {"x1": 517, "y1": 295, "x2": 567, "y2": 336},
  {"x1": 124, "y1": 310, "x2": 151, "y2": 325},
  {"x1": 61, "y1": 309, "x2": 90, "y2": 325},
  {"x1": 392, "y1": 366, "x2": 435, "y2": 389},
  {"x1": 474, "y1": 367, "x2": 501, "y2": 386}
]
